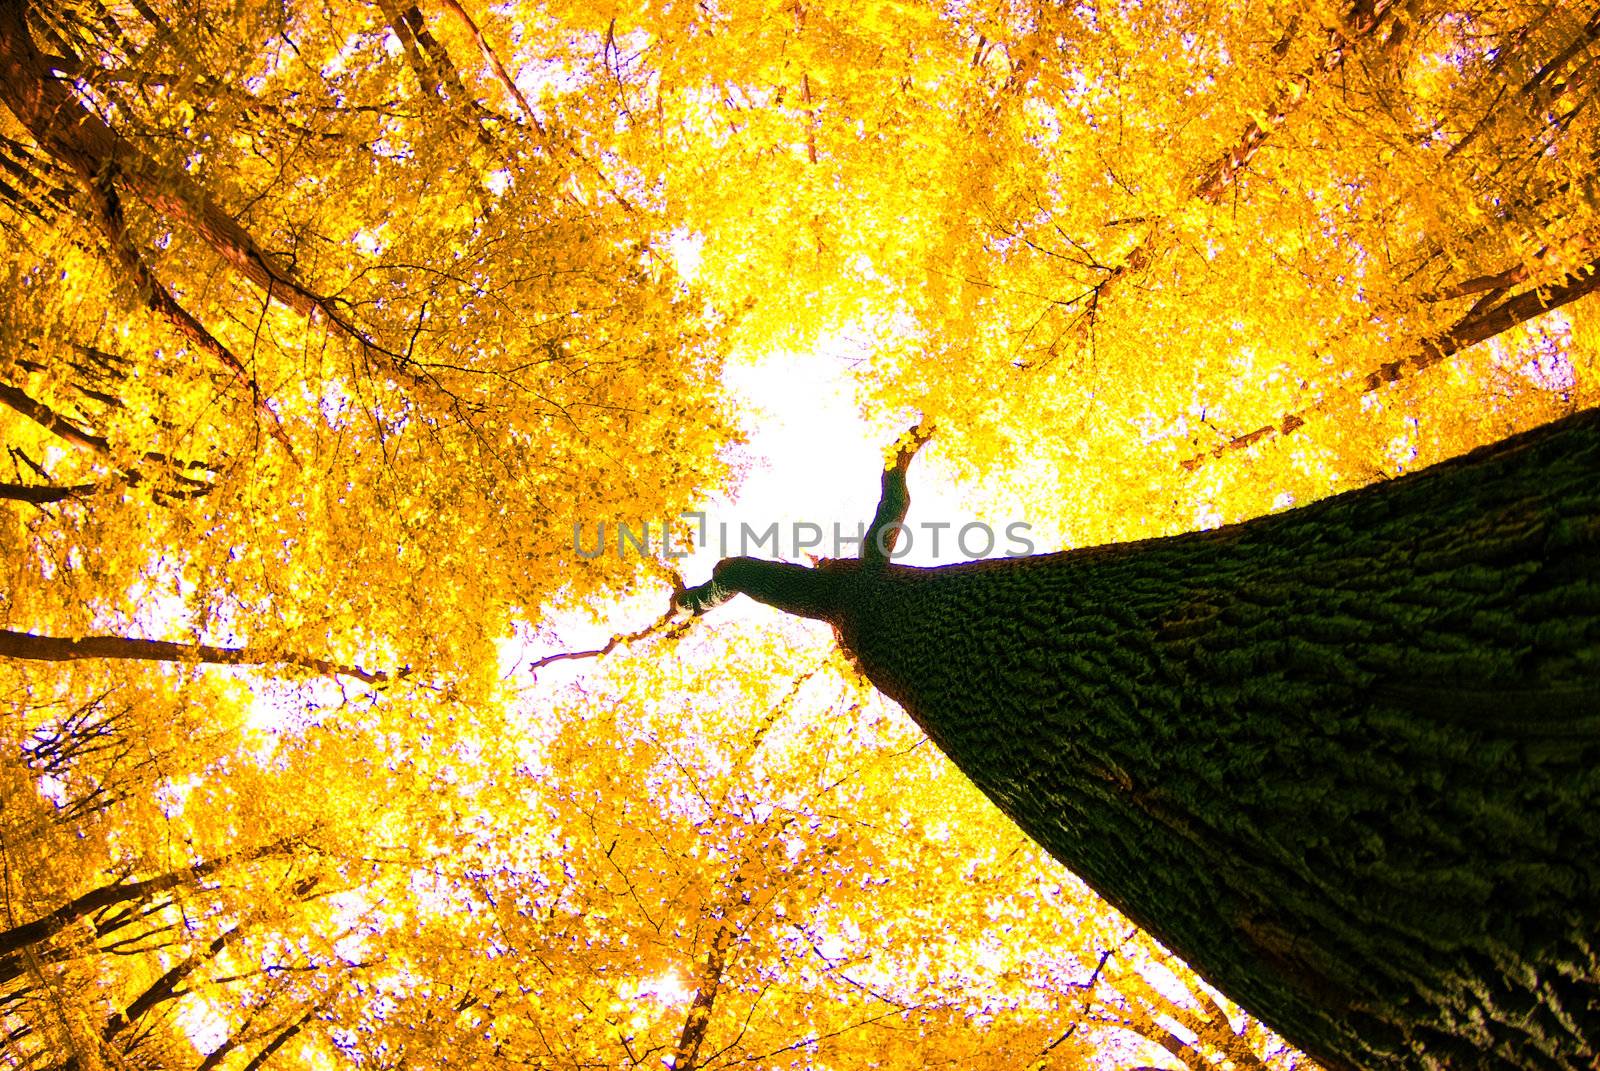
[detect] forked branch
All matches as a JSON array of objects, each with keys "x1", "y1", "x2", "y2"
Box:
[{"x1": 676, "y1": 422, "x2": 933, "y2": 616}]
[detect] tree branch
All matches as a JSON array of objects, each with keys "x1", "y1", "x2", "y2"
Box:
[
  {"x1": 1020, "y1": 0, "x2": 1398, "y2": 370},
  {"x1": 101, "y1": 926, "x2": 242, "y2": 1039},
  {"x1": 0, "y1": 2, "x2": 449, "y2": 430},
  {"x1": 526, "y1": 598, "x2": 694, "y2": 675},
  {"x1": 435, "y1": 0, "x2": 539, "y2": 124},
  {"x1": 0, "y1": 480, "x2": 100, "y2": 503},
  {"x1": 1189, "y1": 0, "x2": 1397, "y2": 204},
  {"x1": 1, "y1": 374, "x2": 219, "y2": 502},
  {"x1": 530, "y1": 560, "x2": 695, "y2": 670},
  {"x1": 0, "y1": 837, "x2": 299, "y2": 965},
  {"x1": 0, "y1": 380, "x2": 110, "y2": 453},
  {"x1": 237, "y1": 1004, "x2": 321, "y2": 1071},
  {"x1": 677, "y1": 424, "x2": 933, "y2": 617},
  {"x1": 0, "y1": 628, "x2": 398, "y2": 684},
  {"x1": 1182, "y1": 256, "x2": 1600, "y2": 471},
  {"x1": 1038, "y1": 946, "x2": 1115, "y2": 1058},
  {"x1": 862, "y1": 421, "x2": 934, "y2": 569}
]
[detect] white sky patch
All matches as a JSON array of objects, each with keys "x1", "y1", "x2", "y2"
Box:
[
  {"x1": 666, "y1": 229, "x2": 705, "y2": 281},
  {"x1": 241, "y1": 701, "x2": 282, "y2": 765},
  {"x1": 1510, "y1": 313, "x2": 1576, "y2": 392},
  {"x1": 323, "y1": 31, "x2": 371, "y2": 77},
  {"x1": 156, "y1": 774, "x2": 202, "y2": 817},
  {"x1": 635, "y1": 970, "x2": 693, "y2": 1005},
  {"x1": 709, "y1": 342, "x2": 882, "y2": 560},
  {"x1": 351, "y1": 227, "x2": 387, "y2": 256},
  {"x1": 711, "y1": 334, "x2": 998, "y2": 568},
  {"x1": 1193, "y1": 503, "x2": 1224, "y2": 531},
  {"x1": 513, "y1": 54, "x2": 587, "y2": 105},
  {"x1": 1387, "y1": 417, "x2": 1420, "y2": 472},
  {"x1": 36, "y1": 773, "x2": 68, "y2": 807},
  {"x1": 177, "y1": 1000, "x2": 231, "y2": 1060},
  {"x1": 120, "y1": 572, "x2": 192, "y2": 639}
]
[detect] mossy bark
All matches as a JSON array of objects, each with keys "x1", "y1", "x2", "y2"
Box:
[{"x1": 701, "y1": 408, "x2": 1600, "y2": 1070}]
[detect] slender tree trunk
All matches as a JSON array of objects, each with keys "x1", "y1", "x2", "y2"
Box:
[
  {"x1": 237, "y1": 1005, "x2": 320, "y2": 1071},
  {"x1": 0, "y1": 481, "x2": 96, "y2": 503},
  {"x1": 688, "y1": 407, "x2": 1600, "y2": 1070},
  {"x1": 0, "y1": 629, "x2": 393, "y2": 683},
  {"x1": 1181, "y1": 258, "x2": 1600, "y2": 470},
  {"x1": 0, "y1": 1, "x2": 317, "y2": 318},
  {"x1": 101, "y1": 926, "x2": 240, "y2": 1039},
  {"x1": 0, "y1": 0, "x2": 440, "y2": 418},
  {"x1": 672, "y1": 919, "x2": 734, "y2": 1071},
  {"x1": 0, "y1": 840, "x2": 295, "y2": 962}
]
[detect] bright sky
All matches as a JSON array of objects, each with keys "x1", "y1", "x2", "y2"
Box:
[
  {"x1": 646, "y1": 227, "x2": 996, "y2": 572},
  {"x1": 512, "y1": 205, "x2": 1023, "y2": 680},
  {"x1": 510, "y1": 329, "x2": 1013, "y2": 687}
]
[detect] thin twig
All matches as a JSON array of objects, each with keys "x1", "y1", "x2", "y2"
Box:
[
  {"x1": 527, "y1": 574, "x2": 693, "y2": 674},
  {"x1": 1040, "y1": 946, "x2": 1117, "y2": 1058}
]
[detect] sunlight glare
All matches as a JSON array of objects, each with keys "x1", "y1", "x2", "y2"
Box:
[{"x1": 636, "y1": 970, "x2": 694, "y2": 1006}]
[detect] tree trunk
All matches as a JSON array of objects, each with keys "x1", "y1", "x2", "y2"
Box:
[
  {"x1": 0, "y1": 839, "x2": 296, "y2": 964},
  {"x1": 0, "y1": 629, "x2": 394, "y2": 683},
  {"x1": 690, "y1": 407, "x2": 1600, "y2": 1070},
  {"x1": 0, "y1": 481, "x2": 95, "y2": 503},
  {"x1": 1182, "y1": 256, "x2": 1600, "y2": 470},
  {"x1": 0, "y1": 0, "x2": 437, "y2": 421}
]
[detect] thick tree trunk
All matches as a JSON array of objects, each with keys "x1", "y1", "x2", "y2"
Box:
[{"x1": 694, "y1": 407, "x2": 1600, "y2": 1070}]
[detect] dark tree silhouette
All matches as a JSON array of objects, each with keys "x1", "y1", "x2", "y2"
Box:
[{"x1": 679, "y1": 409, "x2": 1600, "y2": 1071}]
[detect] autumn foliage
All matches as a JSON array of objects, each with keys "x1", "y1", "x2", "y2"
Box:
[{"x1": 1, "y1": 1, "x2": 1596, "y2": 1069}]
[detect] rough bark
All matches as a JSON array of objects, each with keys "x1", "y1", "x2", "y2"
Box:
[{"x1": 683, "y1": 407, "x2": 1600, "y2": 1070}]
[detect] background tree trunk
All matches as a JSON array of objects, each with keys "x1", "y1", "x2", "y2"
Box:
[{"x1": 0, "y1": 629, "x2": 393, "y2": 683}]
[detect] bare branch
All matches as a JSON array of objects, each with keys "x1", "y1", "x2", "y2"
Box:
[
  {"x1": 1039, "y1": 946, "x2": 1116, "y2": 1057},
  {"x1": 528, "y1": 589, "x2": 693, "y2": 674}
]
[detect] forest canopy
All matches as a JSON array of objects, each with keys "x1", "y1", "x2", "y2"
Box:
[{"x1": 1, "y1": 0, "x2": 1596, "y2": 1069}]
